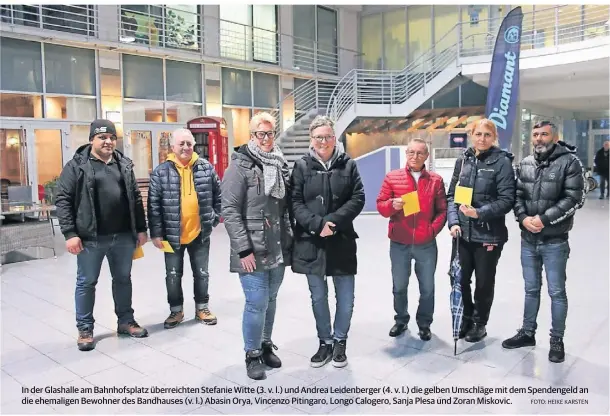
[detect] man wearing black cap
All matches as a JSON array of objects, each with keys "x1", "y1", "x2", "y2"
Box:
[{"x1": 56, "y1": 119, "x2": 149, "y2": 351}]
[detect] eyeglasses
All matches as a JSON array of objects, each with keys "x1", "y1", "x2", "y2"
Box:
[
  {"x1": 252, "y1": 131, "x2": 275, "y2": 140},
  {"x1": 312, "y1": 135, "x2": 335, "y2": 143},
  {"x1": 406, "y1": 151, "x2": 427, "y2": 159}
]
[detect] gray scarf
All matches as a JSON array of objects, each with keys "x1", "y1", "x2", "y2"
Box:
[{"x1": 247, "y1": 139, "x2": 286, "y2": 199}]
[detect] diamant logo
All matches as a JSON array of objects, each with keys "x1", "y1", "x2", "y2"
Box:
[{"x1": 504, "y1": 26, "x2": 520, "y2": 44}]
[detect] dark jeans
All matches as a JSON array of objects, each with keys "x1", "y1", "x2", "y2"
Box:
[
  {"x1": 75, "y1": 233, "x2": 136, "y2": 331},
  {"x1": 306, "y1": 274, "x2": 355, "y2": 342},
  {"x1": 599, "y1": 175, "x2": 609, "y2": 197},
  {"x1": 458, "y1": 239, "x2": 504, "y2": 326},
  {"x1": 238, "y1": 265, "x2": 285, "y2": 352},
  {"x1": 164, "y1": 234, "x2": 210, "y2": 312},
  {"x1": 390, "y1": 240, "x2": 438, "y2": 328},
  {"x1": 521, "y1": 239, "x2": 570, "y2": 338}
]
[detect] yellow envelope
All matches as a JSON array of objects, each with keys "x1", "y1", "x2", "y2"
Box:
[
  {"x1": 454, "y1": 185, "x2": 474, "y2": 206},
  {"x1": 401, "y1": 191, "x2": 420, "y2": 217},
  {"x1": 160, "y1": 241, "x2": 174, "y2": 253},
  {"x1": 132, "y1": 246, "x2": 144, "y2": 260}
]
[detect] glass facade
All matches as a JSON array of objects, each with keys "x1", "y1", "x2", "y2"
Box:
[{"x1": 293, "y1": 5, "x2": 338, "y2": 74}]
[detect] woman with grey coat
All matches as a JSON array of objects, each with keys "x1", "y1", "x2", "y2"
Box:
[{"x1": 221, "y1": 112, "x2": 293, "y2": 381}]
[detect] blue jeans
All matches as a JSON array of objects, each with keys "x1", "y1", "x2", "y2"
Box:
[
  {"x1": 164, "y1": 235, "x2": 210, "y2": 312},
  {"x1": 238, "y1": 265, "x2": 285, "y2": 352},
  {"x1": 521, "y1": 239, "x2": 570, "y2": 338},
  {"x1": 390, "y1": 240, "x2": 438, "y2": 328},
  {"x1": 75, "y1": 233, "x2": 136, "y2": 331},
  {"x1": 306, "y1": 274, "x2": 355, "y2": 342}
]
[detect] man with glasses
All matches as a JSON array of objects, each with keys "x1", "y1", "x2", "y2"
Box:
[
  {"x1": 56, "y1": 119, "x2": 149, "y2": 351},
  {"x1": 376, "y1": 138, "x2": 447, "y2": 341},
  {"x1": 148, "y1": 128, "x2": 222, "y2": 330},
  {"x1": 502, "y1": 120, "x2": 585, "y2": 363}
]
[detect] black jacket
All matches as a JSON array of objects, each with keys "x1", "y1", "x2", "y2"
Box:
[
  {"x1": 290, "y1": 152, "x2": 365, "y2": 276},
  {"x1": 594, "y1": 147, "x2": 609, "y2": 177},
  {"x1": 147, "y1": 156, "x2": 222, "y2": 251},
  {"x1": 447, "y1": 146, "x2": 516, "y2": 244},
  {"x1": 514, "y1": 141, "x2": 586, "y2": 244},
  {"x1": 55, "y1": 144, "x2": 147, "y2": 241}
]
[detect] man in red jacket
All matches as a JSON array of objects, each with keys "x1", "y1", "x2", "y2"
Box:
[{"x1": 376, "y1": 138, "x2": 448, "y2": 341}]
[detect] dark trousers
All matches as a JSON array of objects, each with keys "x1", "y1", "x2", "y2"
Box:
[
  {"x1": 599, "y1": 175, "x2": 609, "y2": 197},
  {"x1": 164, "y1": 234, "x2": 210, "y2": 312},
  {"x1": 457, "y1": 239, "x2": 504, "y2": 326}
]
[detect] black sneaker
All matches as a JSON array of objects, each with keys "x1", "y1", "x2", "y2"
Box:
[
  {"x1": 465, "y1": 323, "x2": 487, "y2": 343},
  {"x1": 77, "y1": 330, "x2": 94, "y2": 351},
  {"x1": 502, "y1": 329, "x2": 536, "y2": 349},
  {"x1": 245, "y1": 349, "x2": 266, "y2": 380},
  {"x1": 548, "y1": 337, "x2": 565, "y2": 363},
  {"x1": 261, "y1": 341, "x2": 282, "y2": 368},
  {"x1": 332, "y1": 340, "x2": 348, "y2": 368},
  {"x1": 310, "y1": 341, "x2": 333, "y2": 368},
  {"x1": 418, "y1": 327, "x2": 432, "y2": 341}
]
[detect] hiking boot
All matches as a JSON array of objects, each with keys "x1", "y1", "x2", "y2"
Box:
[
  {"x1": 418, "y1": 327, "x2": 432, "y2": 341},
  {"x1": 77, "y1": 330, "x2": 94, "y2": 351},
  {"x1": 245, "y1": 349, "x2": 266, "y2": 380},
  {"x1": 549, "y1": 337, "x2": 565, "y2": 363},
  {"x1": 310, "y1": 340, "x2": 333, "y2": 368},
  {"x1": 502, "y1": 329, "x2": 536, "y2": 349},
  {"x1": 332, "y1": 340, "x2": 348, "y2": 368},
  {"x1": 195, "y1": 306, "x2": 217, "y2": 325},
  {"x1": 117, "y1": 321, "x2": 148, "y2": 338},
  {"x1": 261, "y1": 341, "x2": 282, "y2": 368},
  {"x1": 389, "y1": 323, "x2": 407, "y2": 337},
  {"x1": 465, "y1": 323, "x2": 487, "y2": 343},
  {"x1": 164, "y1": 311, "x2": 184, "y2": 329},
  {"x1": 459, "y1": 320, "x2": 473, "y2": 339}
]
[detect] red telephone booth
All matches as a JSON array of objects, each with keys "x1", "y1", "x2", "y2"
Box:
[{"x1": 186, "y1": 116, "x2": 229, "y2": 179}]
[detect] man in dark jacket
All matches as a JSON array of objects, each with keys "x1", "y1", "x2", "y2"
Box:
[
  {"x1": 56, "y1": 119, "x2": 149, "y2": 352},
  {"x1": 291, "y1": 116, "x2": 365, "y2": 369},
  {"x1": 376, "y1": 138, "x2": 447, "y2": 341},
  {"x1": 594, "y1": 141, "x2": 609, "y2": 199},
  {"x1": 147, "y1": 128, "x2": 221, "y2": 329},
  {"x1": 502, "y1": 121, "x2": 585, "y2": 363}
]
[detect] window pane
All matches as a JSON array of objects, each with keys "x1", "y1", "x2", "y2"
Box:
[
  {"x1": 434, "y1": 6, "x2": 458, "y2": 50},
  {"x1": 584, "y1": 5, "x2": 609, "y2": 39},
  {"x1": 361, "y1": 14, "x2": 382, "y2": 69},
  {"x1": 0, "y1": 93, "x2": 42, "y2": 117},
  {"x1": 164, "y1": 5, "x2": 199, "y2": 50},
  {"x1": 42, "y1": 5, "x2": 94, "y2": 36},
  {"x1": 253, "y1": 5, "x2": 277, "y2": 63},
  {"x1": 1, "y1": 5, "x2": 40, "y2": 28},
  {"x1": 123, "y1": 100, "x2": 164, "y2": 122},
  {"x1": 44, "y1": 44, "x2": 96, "y2": 96},
  {"x1": 460, "y1": 80, "x2": 487, "y2": 107},
  {"x1": 0, "y1": 129, "x2": 28, "y2": 190},
  {"x1": 166, "y1": 60, "x2": 202, "y2": 102},
  {"x1": 221, "y1": 67, "x2": 252, "y2": 107},
  {"x1": 316, "y1": 6, "x2": 338, "y2": 75},
  {"x1": 34, "y1": 129, "x2": 63, "y2": 187},
  {"x1": 45, "y1": 96, "x2": 96, "y2": 120},
  {"x1": 408, "y1": 6, "x2": 432, "y2": 63},
  {"x1": 129, "y1": 130, "x2": 152, "y2": 178},
  {"x1": 592, "y1": 119, "x2": 610, "y2": 130},
  {"x1": 252, "y1": 72, "x2": 278, "y2": 109},
  {"x1": 220, "y1": 5, "x2": 252, "y2": 61},
  {"x1": 123, "y1": 54, "x2": 164, "y2": 100},
  {"x1": 433, "y1": 87, "x2": 459, "y2": 109},
  {"x1": 120, "y1": 6, "x2": 162, "y2": 47},
  {"x1": 205, "y1": 79, "x2": 222, "y2": 117},
  {"x1": 384, "y1": 9, "x2": 407, "y2": 70},
  {"x1": 461, "y1": 5, "x2": 489, "y2": 54},
  {"x1": 0, "y1": 38, "x2": 43, "y2": 92},
  {"x1": 166, "y1": 103, "x2": 201, "y2": 123},
  {"x1": 293, "y1": 5, "x2": 316, "y2": 72}
]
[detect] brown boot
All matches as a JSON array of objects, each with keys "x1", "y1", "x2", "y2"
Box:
[
  {"x1": 164, "y1": 311, "x2": 184, "y2": 329},
  {"x1": 117, "y1": 321, "x2": 148, "y2": 338},
  {"x1": 77, "y1": 330, "x2": 94, "y2": 351},
  {"x1": 195, "y1": 306, "x2": 217, "y2": 325}
]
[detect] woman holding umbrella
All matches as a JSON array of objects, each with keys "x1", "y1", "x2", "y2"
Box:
[{"x1": 446, "y1": 118, "x2": 516, "y2": 343}]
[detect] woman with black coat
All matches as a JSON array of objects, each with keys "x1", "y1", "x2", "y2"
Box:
[
  {"x1": 446, "y1": 118, "x2": 516, "y2": 343},
  {"x1": 290, "y1": 116, "x2": 365, "y2": 369}
]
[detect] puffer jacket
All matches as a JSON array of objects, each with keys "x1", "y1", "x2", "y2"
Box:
[
  {"x1": 447, "y1": 146, "x2": 516, "y2": 244},
  {"x1": 56, "y1": 144, "x2": 146, "y2": 242},
  {"x1": 221, "y1": 145, "x2": 293, "y2": 273},
  {"x1": 376, "y1": 166, "x2": 447, "y2": 245},
  {"x1": 514, "y1": 141, "x2": 585, "y2": 244},
  {"x1": 290, "y1": 152, "x2": 365, "y2": 277},
  {"x1": 147, "y1": 154, "x2": 221, "y2": 251}
]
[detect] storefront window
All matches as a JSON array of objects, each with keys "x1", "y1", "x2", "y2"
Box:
[
  {"x1": 123, "y1": 54, "x2": 164, "y2": 100},
  {"x1": 45, "y1": 96, "x2": 96, "y2": 120},
  {"x1": 166, "y1": 103, "x2": 201, "y2": 123},
  {"x1": 0, "y1": 93, "x2": 43, "y2": 118},
  {"x1": 123, "y1": 100, "x2": 164, "y2": 122},
  {"x1": 0, "y1": 38, "x2": 43, "y2": 93},
  {"x1": 221, "y1": 67, "x2": 252, "y2": 107},
  {"x1": 44, "y1": 44, "x2": 96, "y2": 96},
  {"x1": 166, "y1": 60, "x2": 202, "y2": 103}
]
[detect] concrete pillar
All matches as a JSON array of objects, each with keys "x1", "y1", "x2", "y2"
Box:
[
  {"x1": 202, "y1": 6, "x2": 220, "y2": 58},
  {"x1": 98, "y1": 5, "x2": 119, "y2": 42},
  {"x1": 279, "y1": 5, "x2": 294, "y2": 70}
]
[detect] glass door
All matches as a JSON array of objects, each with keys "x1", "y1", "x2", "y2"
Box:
[
  {"x1": 0, "y1": 124, "x2": 29, "y2": 211},
  {"x1": 124, "y1": 123, "x2": 178, "y2": 178}
]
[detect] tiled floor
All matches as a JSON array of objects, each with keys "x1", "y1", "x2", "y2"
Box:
[{"x1": 1, "y1": 196, "x2": 608, "y2": 414}]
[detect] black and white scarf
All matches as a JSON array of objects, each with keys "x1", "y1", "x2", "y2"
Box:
[{"x1": 247, "y1": 139, "x2": 286, "y2": 199}]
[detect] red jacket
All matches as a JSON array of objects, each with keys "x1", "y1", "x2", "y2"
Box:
[{"x1": 376, "y1": 166, "x2": 448, "y2": 245}]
